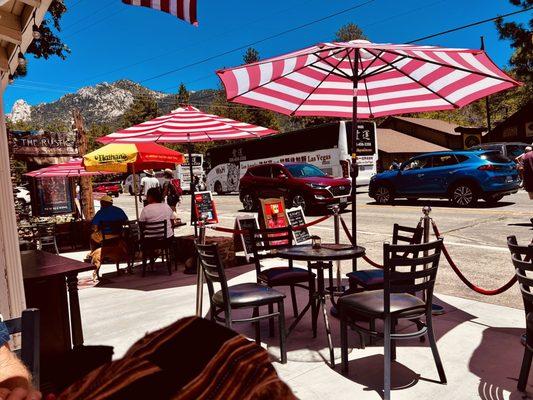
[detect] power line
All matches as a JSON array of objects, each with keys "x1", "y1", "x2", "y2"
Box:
[
  {"x1": 138, "y1": 0, "x2": 377, "y2": 84},
  {"x1": 61, "y1": 2, "x2": 120, "y2": 31},
  {"x1": 408, "y1": 6, "x2": 533, "y2": 43},
  {"x1": 63, "y1": 8, "x2": 127, "y2": 39}
]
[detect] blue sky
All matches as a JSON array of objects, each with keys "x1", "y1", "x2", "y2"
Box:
[{"x1": 4, "y1": 0, "x2": 529, "y2": 112}]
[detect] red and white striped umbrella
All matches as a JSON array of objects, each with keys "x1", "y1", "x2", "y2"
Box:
[
  {"x1": 216, "y1": 39, "x2": 521, "y2": 252},
  {"x1": 25, "y1": 158, "x2": 114, "y2": 178},
  {"x1": 98, "y1": 105, "x2": 277, "y2": 144},
  {"x1": 122, "y1": 0, "x2": 198, "y2": 26},
  {"x1": 216, "y1": 40, "x2": 520, "y2": 118}
]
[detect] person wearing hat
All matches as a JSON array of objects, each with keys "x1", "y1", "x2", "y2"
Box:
[
  {"x1": 89, "y1": 195, "x2": 129, "y2": 280},
  {"x1": 140, "y1": 169, "x2": 160, "y2": 205}
]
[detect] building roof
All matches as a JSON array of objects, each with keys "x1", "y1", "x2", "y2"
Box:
[
  {"x1": 392, "y1": 116, "x2": 461, "y2": 135},
  {"x1": 377, "y1": 128, "x2": 450, "y2": 154}
]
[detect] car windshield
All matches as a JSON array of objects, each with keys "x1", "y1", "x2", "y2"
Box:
[{"x1": 285, "y1": 164, "x2": 326, "y2": 178}]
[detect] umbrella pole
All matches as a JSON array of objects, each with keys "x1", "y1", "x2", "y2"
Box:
[
  {"x1": 351, "y1": 52, "x2": 359, "y2": 272},
  {"x1": 132, "y1": 164, "x2": 139, "y2": 220},
  {"x1": 188, "y1": 142, "x2": 198, "y2": 237}
]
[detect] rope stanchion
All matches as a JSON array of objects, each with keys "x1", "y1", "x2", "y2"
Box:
[
  {"x1": 431, "y1": 220, "x2": 517, "y2": 296},
  {"x1": 339, "y1": 215, "x2": 384, "y2": 269}
]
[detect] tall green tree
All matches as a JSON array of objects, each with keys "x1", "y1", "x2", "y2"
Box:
[
  {"x1": 121, "y1": 94, "x2": 160, "y2": 128},
  {"x1": 177, "y1": 83, "x2": 190, "y2": 106},
  {"x1": 243, "y1": 47, "x2": 260, "y2": 64},
  {"x1": 334, "y1": 23, "x2": 367, "y2": 42},
  {"x1": 495, "y1": 0, "x2": 532, "y2": 85}
]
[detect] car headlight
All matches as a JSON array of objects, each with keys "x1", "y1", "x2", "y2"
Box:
[{"x1": 306, "y1": 183, "x2": 329, "y2": 189}]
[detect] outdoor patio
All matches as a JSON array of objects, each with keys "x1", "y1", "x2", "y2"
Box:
[{"x1": 64, "y1": 251, "x2": 530, "y2": 400}]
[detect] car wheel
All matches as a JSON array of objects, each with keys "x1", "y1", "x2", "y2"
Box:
[
  {"x1": 242, "y1": 193, "x2": 256, "y2": 212},
  {"x1": 450, "y1": 183, "x2": 478, "y2": 207},
  {"x1": 374, "y1": 185, "x2": 394, "y2": 205},
  {"x1": 214, "y1": 181, "x2": 223, "y2": 195},
  {"x1": 291, "y1": 194, "x2": 307, "y2": 212},
  {"x1": 484, "y1": 194, "x2": 504, "y2": 204}
]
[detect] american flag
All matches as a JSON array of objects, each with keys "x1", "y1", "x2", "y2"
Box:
[{"x1": 122, "y1": 0, "x2": 198, "y2": 26}]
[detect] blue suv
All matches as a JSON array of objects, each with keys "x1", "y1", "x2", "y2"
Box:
[{"x1": 369, "y1": 151, "x2": 520, "y2": 207}]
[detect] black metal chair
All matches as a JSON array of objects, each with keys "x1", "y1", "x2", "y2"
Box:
[
  {"x1": 34, "y1": 222, "x2": 59, "y2": 254},
  {"x1": 339, "y1": 239, "x2": 446, "y2": 400},
  {"x1": 196, "y1": 242, "x2": 287, "y2": 363},
  {"x1": 250, "y1": 226, "x2": 316, "y2": 323},
  {"x1": 4, "y1": 309, "x2": 40, "y2": 389},
  {"x1": 346, "y1": 223, "x2": 423, "y2": 292},
  {"x1": 508, "y1": 236, "x2": 533, "y2": 392},
  {"x1": 139, "y1": 220, "x2": 173, "y2": 276}
]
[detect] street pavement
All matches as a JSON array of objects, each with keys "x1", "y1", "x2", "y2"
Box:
[{"x1": 112, "y1": 188, "x2": 533, "y2": 309}]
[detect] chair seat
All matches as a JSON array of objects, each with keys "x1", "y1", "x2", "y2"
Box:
[
  {"x1": 213, "y1": 283, "x2": 285, "y2": 307},
  {"x1": 347, "y1": 269, "x2": 384, "y2": 288},
  {"x1": 339, "y1": 290, "x2": 425, "y2": 319},
  {"x1": 258, "y1": 266, "x2": 314, "y2": 286}
]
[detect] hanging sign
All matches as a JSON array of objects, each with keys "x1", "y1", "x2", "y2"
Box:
[
  {"x1": 286, "y1": 207, "x2": 311, "y2": 244},
  {"x1": 193, "y1": 191, "x2": 218, "y2": 224},
  {"x1": 235, "y1": 215, "x2": 259, "y2": 262}
]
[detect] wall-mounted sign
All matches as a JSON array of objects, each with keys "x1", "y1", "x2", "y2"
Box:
[
  {"x1": 33, "y1": 177, "x2": 74, "y2": 216},
  {"x1": 10, "y1": 130, "x2": 78, "y2": 163},
  {"x1": 354, "y1": 122, "x2": 377, "y2": 156},
  {"x1": 462, "y1": 132, "x2": 482, "y2": 149},
  {"x1": 193, "y1": 191, "x2": 218, "y2": 224}
]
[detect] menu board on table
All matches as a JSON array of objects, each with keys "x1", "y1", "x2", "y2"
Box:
[
  {"x1": 193, "y1": 191, "x2": 218, "y2": 224},
  {"x1": 286, "y1": 207, "x2": 311, "y2": 244},
  {"x1": 258, "y1": 197, "x2": 289, "y2": 246},
  {"x1": 236, "y1": 215, "x2": 259, "y2": 262}
]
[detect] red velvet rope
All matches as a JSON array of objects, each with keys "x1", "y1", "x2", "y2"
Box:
[
  {"x1": 431, "y1": 220, "x2": 517, "y2": 296},
  {"x1": 207, "y1": 214, "x2": 332, "y2": 235},
  {"x1": 339, "y1": 215, "x2": 384, "y2": 269}
]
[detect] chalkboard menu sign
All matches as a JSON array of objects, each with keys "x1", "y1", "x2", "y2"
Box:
[
  {"x1": 236, "y1": 216, "x2": 259, "y2": 261},
  {"x1": 286, "y1": 207, "x2": 311, "y2": 244},
  {"x1": 193, "y1": 191, "x2": 218, "y2": 224}
]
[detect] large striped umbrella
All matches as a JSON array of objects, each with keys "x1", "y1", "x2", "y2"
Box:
[
  {"x1": 216, "y1": 39, "x2": 521, "y2": 246},
  {"x1": 98, "y1": 106, "x2": 277, "y2": 235}
]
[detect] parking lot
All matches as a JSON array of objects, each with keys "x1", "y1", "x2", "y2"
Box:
[{"x1": 113, "y1": 188, "x2": 532, "y2": 309}]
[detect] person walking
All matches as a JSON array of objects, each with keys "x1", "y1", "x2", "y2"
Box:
[
  {"x1": 162, "y1": 169, "x2": 181, "y2": 211},
  {"x1": 140, "y1": 170, "x2": 160, "y2": 205}
]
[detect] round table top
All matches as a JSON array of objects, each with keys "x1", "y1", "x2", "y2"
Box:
[{"x1": 275, "y1": 244, "x2": 366, "y2": 261}]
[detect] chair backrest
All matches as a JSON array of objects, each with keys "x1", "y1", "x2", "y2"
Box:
[
  {"x1": 34, "y1": 222, "x2": 56, "y2": 244},
  {"x1": 195, "y1": 242, "x2": 230, "y2": 307},
  {"x1": 4, "y1": 309, "x2": 40, "y2": 389},
  {"x1": 383, "y1": 239, "x2": 443, "y2": 314},
  {"x1": 508, "y1": 236, "x2": 532, "y2": 262},
  {"x1": 139, "y1": 220, "x2": 167, "y2": 241},
  {"x1": 249, "y1": 226, "x2": 293, "y2": 274},
  {"x1": 128, "y1": 220, "x2": 141, "y2": 241},
  {"x1": 99, "y1": 221, "x2": 125, "y2": 244},
  {"x1": 392, "y1": 223, "x2": 423, "y2": 245},
  {"x1": 509, "y1": 236, "x2": 533, "y2": 316}
]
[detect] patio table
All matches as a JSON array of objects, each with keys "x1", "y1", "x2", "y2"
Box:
[{"x1": 276, "y1": 244, "x2": 365, "y2": 367}]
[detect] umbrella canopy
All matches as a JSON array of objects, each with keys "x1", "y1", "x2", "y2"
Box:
[
  {"x1": 98, "y1": 105, "x2": 277, "y2": 143},
  {"x1": 25, "y1": 158, "x2": 114, "y2": 178},
  {"x1": 216, "y1": 40, "x2": 520, "y2": 118},
  {"x1": 216, "y1": 39, "x2": 522, "y2": 259},
  {"x1": 83, "y1": 143, "x2": 185, "y2": 173}
]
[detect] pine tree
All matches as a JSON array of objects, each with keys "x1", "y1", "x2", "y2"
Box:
[
  {"x1": 334, "y1": 23, "x2": 367, "y2": 42},
  {"x1": 177, "y1": 83, "x2": 190, "y2": 106},
  {"x1": 121, "y1": 94, "x2": 160, "y2": 128}
]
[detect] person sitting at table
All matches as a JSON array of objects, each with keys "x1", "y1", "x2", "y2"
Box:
[
  {"x1": 89, "y1": 195, "x2": 129, "y2": 280},
  {"x1": 0, "y1": 318, "x2": 41, "y2": 400},
  {"x1": 139, "y1": 187, "x2": 177, "y2": 238}
]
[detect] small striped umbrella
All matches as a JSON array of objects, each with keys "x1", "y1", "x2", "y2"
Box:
[
  {"x1": 216, "y1": 39, "x2": 522, "y2": 246},
  {"x1": 25, "y1": 158, "x2": 114, "y2": 178}
]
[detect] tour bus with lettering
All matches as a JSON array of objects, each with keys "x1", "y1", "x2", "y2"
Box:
[{"x1": 205, "y1": 121, "x2": 377, "y2": 194}]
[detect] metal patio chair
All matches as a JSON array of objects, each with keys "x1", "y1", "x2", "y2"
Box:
[
  {"x1": 196, "y1": 242, "x2": 287, "y2": 364},
  {"x1": 339, "y1": 239, "x2": 446, "y2": 400}
]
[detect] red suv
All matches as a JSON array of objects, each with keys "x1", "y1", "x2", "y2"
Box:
[{"x1": 239, "y1": 162, "x2": 351, "y2": 214}]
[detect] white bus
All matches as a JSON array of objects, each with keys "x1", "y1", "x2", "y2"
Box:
[{"x1": 206, "y1": 121, "x2": 378, "y2": 194}]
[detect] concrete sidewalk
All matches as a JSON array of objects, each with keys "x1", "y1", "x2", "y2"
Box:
[{"x1": 66, "y1": 252, "x2": 530, "y2": 399}]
